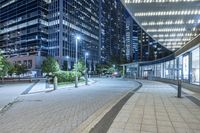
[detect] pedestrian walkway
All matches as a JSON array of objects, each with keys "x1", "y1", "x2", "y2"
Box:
[
  {"x1": 108, "y1": 80, "x2": 200, "y2": 133},
  {"x1": 0, "y1": 78, "x2": 139, "y2": 133},
  {"x1": 0, "y1": 83, "x2": 34, "y2": 109}
]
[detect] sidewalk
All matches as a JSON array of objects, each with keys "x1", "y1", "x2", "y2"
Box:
[{"x1": 108, "y1": 80, "x2": 200, "y2": 133}]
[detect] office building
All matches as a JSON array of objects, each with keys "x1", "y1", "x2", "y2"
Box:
[
  {"x1": 0, "y1": 0, "x2": 49, "y2": 75},
  {"x1": 48, "y1": 0, "x2": 100, "y2": 71},
  {"x1": 0, "y1": 0, "x2": 100, "y2": 75}
]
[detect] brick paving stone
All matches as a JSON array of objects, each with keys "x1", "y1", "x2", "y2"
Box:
[
  {"x1": 108, "y1": 80, "x2": 200, "y2": 133},
  {"x1": 0, "y1": 78, "x2": 140, "y2": 133}
]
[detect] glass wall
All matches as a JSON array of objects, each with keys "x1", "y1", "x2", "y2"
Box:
[
  {"x1": 155, "y1": 63, "x2": 161, "y2": 77},
  {"x1": 191, "y1": 47, "x2": 200, "y2": 85},
  {"x1": 183, "y1": 54, "x2": 189, "y2": 82},
  {"x1": 165, "y1": 61, "x2": 170, "y2": 78},
  {"x1": 137, "y1": 45, "x2": 200, "y2": 88},
  {"x1": 177, "y1": 56, "x2": 183, "y2": 80}
]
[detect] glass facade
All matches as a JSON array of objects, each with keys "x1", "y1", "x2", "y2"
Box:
[
  {"x1": 0, "y1": 0, "x2": 100, "y2": 72},
  {"x1": 48, "y1": 0, "x2": 100, "y2": 69},
  {"x1": 0, "y1": 0, "x2": 48, "y2": 57},
  {"x1": 192, "y1": 47, "x2": 200, "y2": 85},
  {"x1": 183, "y1": 54, "x2": 189, "y2": 82},
  {"x1": 137, "y1": 44, "x2": 200, "y2": 87}
]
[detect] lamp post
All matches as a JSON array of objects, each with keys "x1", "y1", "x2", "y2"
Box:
[
  {"x1": 75, "y1": 36, "x2": 80, "y2": 88},
  {"x1": 66, "y1": 55, "x2": 69, "y2": 71},
  {"x1": 85, "y1": 52, "x2": 89, "y2": 85}
]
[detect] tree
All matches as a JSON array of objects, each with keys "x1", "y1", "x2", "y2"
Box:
[
  {"x1": 0, "y1": 54, "x2": 14, "y2": 78},
  {"x1": 41, "y1": 57, "x2": 60, "y2": 75},
  {"x1": 7, "y1": 63, "x2": 15, "y2": 76},
  {"x1": 15, "y1": 64, "x2": 28, "y2": 76},
  {"x1": 62, "y1": 61, "x2": 68, "y2": 71},
  {"x1": 107, "y1": 67, "x2": 115, "y2": 74},
  {"x1": 96, "y1": 63, "x2": 110, "y2": 74},
  {"x1": 0, "y1": 52, "x2": 4, "y2": 72},
  {"x1": 73, "y1": 60, "x2": 85, "y2": 75}
]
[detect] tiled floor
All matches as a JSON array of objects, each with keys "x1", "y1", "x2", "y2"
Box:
[{"x1": 108, "y1": 80, "x2": 200, "y2": 133}]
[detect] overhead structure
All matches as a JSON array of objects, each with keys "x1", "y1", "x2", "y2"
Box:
[{"x1": 123, "y1": 0, "x2": 200, "y2": 51}]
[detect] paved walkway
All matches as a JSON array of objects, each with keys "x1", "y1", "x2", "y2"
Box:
[
  {"x1": 0, "y1": 83, "x2": 34, "y2": 109},
  {"x1": 108, "y1": 80, "x2": 200, "y2": 133},
  {"x1": 0, "y1": 78, "x2": 139, "y2": 133}
]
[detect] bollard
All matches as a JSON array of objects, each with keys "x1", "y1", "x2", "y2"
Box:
[
  {"x1": 53, "y1": 76, "x2": 57, "y2": 90},
  {"x1": 177, "y1": 80, "x2": 182, "y2": 98},
  {"x1": 85, "y1": 69, "x2": 88, "y2": 85},
  {"x1": 46, "y1": 78, "x2": 50, "y2": 88}
]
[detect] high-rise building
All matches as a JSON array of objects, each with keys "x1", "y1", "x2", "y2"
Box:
[
  {"x1": 0, "y1": 0, "x2": 100, "y2": 75},
  {"x1": 0, "y1": 0, "x2": 49, "y2": 75},
  {"x1": 100, "y1": 0, "x2": 127, "y2": 64},
  {"x1": 0, "y1": 0, "x2": 173, "y2": 76},
  {"x1": 48, "y1": 0, "x2": 100, "y2": 71},
  {"x1": 125, "y1": 16, "x2": 139, "y2": 62}
]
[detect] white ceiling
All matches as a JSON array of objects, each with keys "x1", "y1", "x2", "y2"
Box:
[{"x1": 123, "y1": 0, "x2": 200, "y2": 51}]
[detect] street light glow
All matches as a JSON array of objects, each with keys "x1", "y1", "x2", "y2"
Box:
[
  {"x1": 85, "y1": 52, "x2": 89, "y2": 56},
  {"x1": 76, "y1": 36, "x2": 81, "y2": 40}
]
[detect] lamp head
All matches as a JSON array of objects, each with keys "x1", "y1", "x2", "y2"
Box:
[
  {"x1": 76, "y1": 36, "x2": 81, "y2": 40},
  {"x1": 85, "y1": 52, "x2": 89, "y2": 56}
]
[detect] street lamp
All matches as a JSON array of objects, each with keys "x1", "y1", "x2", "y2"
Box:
[
  {"x1": 66, "y1": 56, "x2": 70, "y2": 71},
  {"x1": 75, "y1": 36, "x2": 81, "y2": 88},
  {"x1": 85, "y1": 52, "x2": 89, "y2": 85}
]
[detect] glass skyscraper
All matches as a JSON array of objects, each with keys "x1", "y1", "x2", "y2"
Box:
[
  {"x1": 0, "y1": 0, "x2": 49, "y2": 75},
  {"x1": 0, "y1": 0, "x2": 172, "y2": 76},
  {"x1": 0, "y1": 0, "x2": 100, "y2": 75},
  {"x1": 48, "y1": 0, "x2": 100, "y2": 70}
]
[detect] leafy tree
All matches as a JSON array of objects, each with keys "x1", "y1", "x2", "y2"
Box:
[
  {"x1": 15, "y1": 64, "x2": 28, "y2": 76},
  {"x1": 41, "y1": 57, "x2": 60, "y2": 75},
  {"x1": 0, "y1": 52, "x2": 4, "y2": 72},
  {"x1": 96, "y1": 63, "x2": 110, "y2": 74},
  {"x1": 62, "y1": 61, "x2": 69, "y2": 71},
  {"x1": 73, "y1": 60, "x2": 85, "y2": 75},
  {"x1": 7, "y1": 64, "x2": 15, "y2": 76},
  {"x1": 0, "y1": 54, "x2": 14, "y2": 77},
  {"x1": 107, "y1": 67, "x2": 115, "y2": 74}
]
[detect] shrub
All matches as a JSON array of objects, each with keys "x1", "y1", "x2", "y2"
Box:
[
  {"x1": 54, "y1": 70, "x2": 82, "y2": 83},
  {"x1": 54, "y1": 71, "x2": 67, "y2": 83}
]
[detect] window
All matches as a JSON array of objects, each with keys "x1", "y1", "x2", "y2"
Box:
[
  {"x1": 191, "y1": 47, "x2": 200, "y2": 85},
  {"x1": 178, "y1": 56, "x2": 183, "y2": 80},
  {"x1": 183, "y1": 54, "x2": 189, "y2": 81},
  {"x1": 28, "y1": 60, "x2": 32, "y2": 69},
  {"x1": 155, "y1": 64, "x2": 161, "y2": 77}
]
